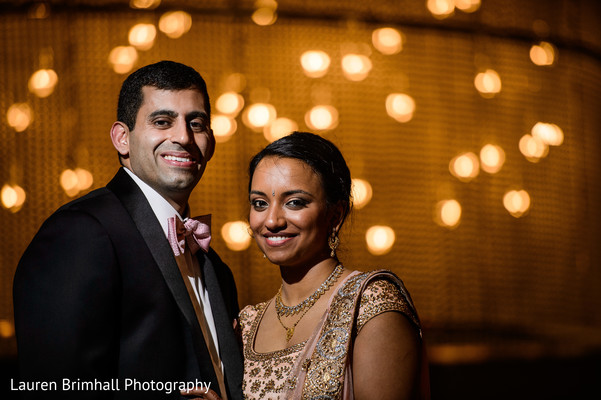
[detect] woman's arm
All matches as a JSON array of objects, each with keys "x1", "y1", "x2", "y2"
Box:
[{"x1": 352, "y1": 310, "x2": 422, "y2": 400}]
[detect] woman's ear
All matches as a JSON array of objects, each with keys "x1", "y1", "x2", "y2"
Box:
[
  {"x1": 329, "y1": 201, "x2": 346, "y2": 235},
  {"x1": 110, "y1": 122, "x2": 130, "y2": 157}
]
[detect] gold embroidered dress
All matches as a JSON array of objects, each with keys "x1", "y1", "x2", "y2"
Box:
[{"x1": 239, "y1": 269, "x2": 422, "y2": 400}]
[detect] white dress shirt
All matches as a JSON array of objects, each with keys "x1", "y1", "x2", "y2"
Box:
[{"x1": 123, "y1": 167, "x2": 221, "y2": 356}]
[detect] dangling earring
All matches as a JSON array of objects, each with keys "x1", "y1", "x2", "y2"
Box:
[
  {"x1": 328, "y1": 231, "x2": 340, "y2": 258},
  {"x1": 263, "y1": 253, "x2": 267, "y2": 259}
]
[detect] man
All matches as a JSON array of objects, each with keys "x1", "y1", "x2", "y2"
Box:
[{"x1": 13, "y1": 61, "x2": 243, "y2": 399}]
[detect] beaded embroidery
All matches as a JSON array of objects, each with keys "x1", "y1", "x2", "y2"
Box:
[{"x1": 240, "y1": 271, "x2": 419, "y2": 400}]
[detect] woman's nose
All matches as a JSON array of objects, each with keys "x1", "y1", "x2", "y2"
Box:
[{"x1": 264, "y1": 204, "x2": 285, "y2": 230}]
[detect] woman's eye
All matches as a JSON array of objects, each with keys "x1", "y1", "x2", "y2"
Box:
[
  {"x1": 251, "y1": 199, "x2": 268, "y2": 209},
  {"x1": 287, "y1": 199, "x2": 308, "y2": 208}
]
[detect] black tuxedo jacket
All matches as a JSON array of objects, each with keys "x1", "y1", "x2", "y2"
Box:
[{"x1": 13, "y1": 168, "x2": 243, "y2": 399}]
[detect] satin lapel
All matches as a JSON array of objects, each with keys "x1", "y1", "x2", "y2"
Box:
[
  {"x1": 106, "y1": 169, "x2": 218, "y2": 386},
  {"x1": 199, "y1": 252, "x2": 244, "y2": 399}
]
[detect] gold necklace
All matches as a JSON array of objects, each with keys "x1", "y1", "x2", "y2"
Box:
[
  {"x1": 275, "y1": 263, "x2": 343, "y2": 317},
  {"x1": 275, "y1": 302, "x2": 313, "y2": 342},
  {"x1": 274, "y1": 264, "x2": 343, "y2": 342}
]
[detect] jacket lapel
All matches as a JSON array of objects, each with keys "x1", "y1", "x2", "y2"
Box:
[
  {"x1": 199, "y1": 253, "x2": 244, "y2": 399},
  {"x1": 106, "y1": 168, "x2": 219, "y2": 388}
]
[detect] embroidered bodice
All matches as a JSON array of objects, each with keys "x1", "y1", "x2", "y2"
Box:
[{"x1": 239, "y1": 272, "x2": 419, "y2": 400}]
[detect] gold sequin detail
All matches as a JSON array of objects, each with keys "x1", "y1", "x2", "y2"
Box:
[{"x1": 240, "y1": 271, "x2": 420, "y2": 400}]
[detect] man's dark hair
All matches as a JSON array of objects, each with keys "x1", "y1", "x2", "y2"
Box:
[
  {"x1": 117, "y1": 60, "x2": 211, "y2": 131},
  {"x1": 248, "y1": 131, "x2": 353, "y2": 230}
]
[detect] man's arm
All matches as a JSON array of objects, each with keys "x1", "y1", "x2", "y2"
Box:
[{"x1": 13, "y1": 209, "x2": 121, "y2": 391}]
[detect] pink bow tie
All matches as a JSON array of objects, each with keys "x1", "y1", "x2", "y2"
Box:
[{"x1": 167, "y1": 215, "x2": 212, "y2": 256}]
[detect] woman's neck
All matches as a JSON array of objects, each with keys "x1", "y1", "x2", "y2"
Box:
[{"x1": 278, "y1": 258, "x2": 340, "y2": 306}]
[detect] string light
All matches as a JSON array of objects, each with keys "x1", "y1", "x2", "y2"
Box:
[
  {"x1": 435, "y1": 199, "x2": 462, "y2": 229},
  {"x1": 372, "y1": 27, "x2": 404, "y2": 55},
  {"x1": 6, "y1": 103, "x2": 33, "y2": 132},
  {"x1": 474, "y1": 69, "x2": 502, "y2": 97},
  {"x1": 211, "y1": 115, "x2": 237, "y2": 143},
  {"x1": 305, "y1": 105, "x2": 338, "y2": 131},
  {"x1": 264, "y1": 117, "x2": 298, "y2": 142},
  {"x1": 300, "y1": 50, "x2": 331, "y2": 78},
  {"x1": 503, "y1": 190, "x2": 531, "y2": 217},
  {"x1": 365, "y1": 225, "x2": 396, "y2": 255},
  {"x1": 108, "y1": 46, "x2": 138, "y2": 74},
  {"x1": 351, "y1": 178, "x2": 373, "y2": 209},
  {"x1": 158, "y1": 11, "x2": 192, "y2": 39},
  {"x1": 28, "y1": 69, "x2": 58, "y2": 98},
  {"x1": 221, "y1": 221, "x2": 252, "y2": 251},
  {"x1": 128, "y1": 24, "x2": 157, "y2": 51},
  {"x1": 449, "y1": 152, "x2": 479, "y2": 182}
]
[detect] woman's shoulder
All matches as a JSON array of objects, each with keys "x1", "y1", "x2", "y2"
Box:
[
  {"x1": 239, "y1": 299, "x2": 270, "y2": 326},
  {"x1": 344, "y1": 268, "x2": 421, "y2": 334}
]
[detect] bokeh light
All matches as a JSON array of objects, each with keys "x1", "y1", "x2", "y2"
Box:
[
  {"x1": 216, "y1": 92, "x2": 245, "y2": 117},
  {"x1": 300, "y1": 50, "x2": 331, "y2": 78},
  {"x1": 159, "y1": 11, "x2": 192, "y2": 39},
  {"x1": 108, "y1": 46, "x2": 138, "y2": 74},
  {"x1": 531, "y1": 122, "x2": 564, "y2": 146},
  {"x1": 128, "y1": 23, "x2": 157, "y2": 51},
  {"x1": 372, "y1": 27, "x2": 404, "y2": 55},
  {"x1": 474, "y1": 69, "x2": 502, "y2": 97},
  {"x1": 7, "y1": 103, "x2": 33, "y2": 132},
  {"x1": 479, "y1": 144, "x2": 505, "y2": 174},
  {"x1": 130, "y1": 0, "x2": 160, "y2": 9},
  {"x1": 427, "y1": 0, "x2": 455, "y2": 19},
  {"x1": 351, "y1": 178, "x2": 373, "y2": 209},
  {"x1": 341, "y1": 54, "x2": 372, "y2": 81},
  {"x1": 530, "y1": 41, "x2": 556, "y2": 66},
  {"x1": 385, "y1": 93, "x2": 416, "y2": 123},
  {"x1": 264, "y1": 117, "x2": 298, "y2": 142},
  {"x1": 1, "y1": 184, "x2": 26, "y2": 213},
  {"x1": 305, "y1": 105, "x2": 338, "y2": 131},
  {"x1": 450, "y1": 152, "x2": 480, "y2": 182},
  {"x1": 503, "y1": 190, "x2": 531, "y2": 217},
  {"x1": 243, "y1": 103, "x2": 277, "y2": 132},
  {"x1": 221, "y1": 221, "x2": 252, "y2": 251},
  {"x1": 366, "y1": 225, "x2": 396, "y2": 255},
  {"x1": 519, "y1": 134, "x2": 549, "y2": 162},
  {"x1": 435, "y1": 199, "x2": 462, "y2": 229},
  {"x1": 28, "y1": 69, "x2": 58, "y2": 98},
  {"x1": 211, "y1": 115, "x2": 237, "y2": 143}
]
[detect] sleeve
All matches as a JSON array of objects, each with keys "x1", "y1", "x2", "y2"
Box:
[
  {"x1": 355, "y1": 278, "x2": 421, "y2": 335},
  {"x1": 13, "y1": 209, "x2": 121, "y2": 387}
]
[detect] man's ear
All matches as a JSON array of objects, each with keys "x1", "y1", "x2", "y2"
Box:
[
  {"x1": 205, "y1": 128, "x2": 216, "y2": 162},
  {"x1": 110, "y1": 122, "x2": 130, "y2": 157}
]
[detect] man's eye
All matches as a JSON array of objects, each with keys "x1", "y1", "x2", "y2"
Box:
[
  {"x1": 154, "y1": 119, "x2": 170, "y2": 127},
  {"x1": 190, "y1": 121, "x2": 208, "y2": 131}
]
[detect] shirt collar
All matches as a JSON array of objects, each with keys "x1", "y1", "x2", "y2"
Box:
[{"x1": 123, "y1": 167, "x2": 186, "y2": 238}]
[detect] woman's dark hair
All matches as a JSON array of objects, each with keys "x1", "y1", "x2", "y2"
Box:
[{"x1": 248, "y1": 131, "x2": 353, "y2": 230}]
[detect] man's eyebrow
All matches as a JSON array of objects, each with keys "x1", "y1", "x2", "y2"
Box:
[
  {"x1": 187, "y1": 111, "x2": 209, "y2": 120},
  {"x1": 148, "y1": 109, "x2": 178, "y2": 119}
]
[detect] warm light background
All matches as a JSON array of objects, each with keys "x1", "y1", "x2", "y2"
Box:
[{"x1": 1, "y1": 0, "x2": 601, "y2": 397}]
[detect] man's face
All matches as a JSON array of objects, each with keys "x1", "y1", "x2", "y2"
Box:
[{"x1": 122, "y1": 86, "x2": 214, "y2": 208}]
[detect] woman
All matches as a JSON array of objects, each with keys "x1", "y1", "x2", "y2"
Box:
[
  {"x1": 184, "y1": 131, "x2": 427, "y2": 400},
  {"x1": 241, "y1": 131, "x2": 427, "y2": 399}
]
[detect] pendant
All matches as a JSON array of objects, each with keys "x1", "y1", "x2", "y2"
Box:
[{"x1": 286, "y1": 327, "x2": 295, "y2": 342}]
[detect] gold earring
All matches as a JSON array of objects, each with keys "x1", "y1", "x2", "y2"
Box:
[
  {"x1": 263, "y1": 253, "x2": 267, "y2": 259},
  {"x1": 328, "y1": 232, "x2": 340, "y2": 258}
]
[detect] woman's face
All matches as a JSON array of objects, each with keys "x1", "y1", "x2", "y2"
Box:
[{"x1": 249, "y1": 156, "x2": 335, "y2": 268}]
